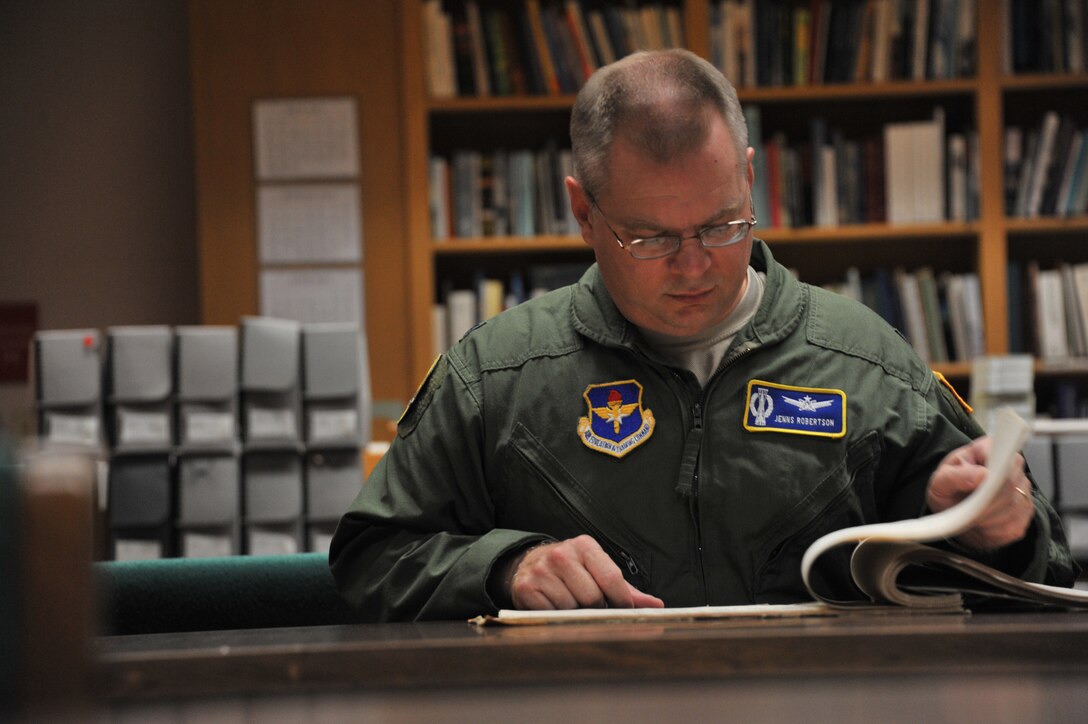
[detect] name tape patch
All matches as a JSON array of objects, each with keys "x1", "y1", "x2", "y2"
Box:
[{"x1": 744, "y1": 379, "x2": 846, "y2": 438}]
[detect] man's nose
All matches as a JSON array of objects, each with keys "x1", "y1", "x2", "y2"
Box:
[{"x1": 671, "y1": 234, "x2": 712, "y2": 275}]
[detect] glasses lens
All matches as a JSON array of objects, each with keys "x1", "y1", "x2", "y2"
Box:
[
  {"x1": 701, "y1": 223, "x2": 749, "y2": 247},
  {"x1": 628, "y1": 236, "x2": 680, "y2": 259}
]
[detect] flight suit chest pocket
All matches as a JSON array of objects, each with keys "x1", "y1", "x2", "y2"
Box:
[
  {"x1": 753, "y1": 430, "x2": 883, "y2": 601},
  {"x1": 500, "y1": 422, "x2": 651, "y2": 586}
]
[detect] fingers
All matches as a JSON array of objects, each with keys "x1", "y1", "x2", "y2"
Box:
[
  {"x1": 928, "y1": 437, "x2": 1036, "y2": 550},
  {"x1": 954, "y1": 468, "x2": 1036, "y2": 551},
  {"x1": 629, "y1": 585, "x2": 665, "y2": 608},
  {"x1": 509, "y1": 535, "x2": 657, "y2": 610}
]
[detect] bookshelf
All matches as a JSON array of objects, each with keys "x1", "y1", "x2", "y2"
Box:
[{"x1": 400, "y1": 1, "x2": 1088, "y2": 397}]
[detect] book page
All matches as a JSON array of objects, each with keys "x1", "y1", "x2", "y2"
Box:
[
  {"x1": 476, "y1": 602, "x2": 840, "y2": 626},
  {"x1": 801, "y1": 407, "x2": 1030, "y2": 604}
]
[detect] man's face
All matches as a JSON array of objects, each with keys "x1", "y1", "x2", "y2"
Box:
[{"x1": 569, "y1": 114, "x2": 755, "y2": 338}]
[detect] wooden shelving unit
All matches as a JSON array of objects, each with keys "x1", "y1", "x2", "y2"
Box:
[{"x1": 397, "y1": 0, "x2": 1088, "y2": 392}]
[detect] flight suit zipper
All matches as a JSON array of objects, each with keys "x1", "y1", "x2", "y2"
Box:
[
  {"x1": 690, "y1": 340, "x2": 761, "y2": 602},
  {"x1": 688, "y1": 400, "x2": 709, "y2": 603}
]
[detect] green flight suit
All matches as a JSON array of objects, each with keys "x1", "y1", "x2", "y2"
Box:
[{"x1": 330, "y1": 240, "x2": 1078, "y2": 621}]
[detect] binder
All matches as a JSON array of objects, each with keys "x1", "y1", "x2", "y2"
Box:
[
  {"x1": 32, "y1": 329, "x2": 103, "y2": 449},
  {"x1": 176, "y1": 454, "x2": 241, "y2": 557},
  {"x1": 306, "y1": 449, "x2": 363, "y2": 518},
  {"x1": 302, "y1": 323, "x2": 364, "y2": 448},
  {"x1": 107, "y1": 455, "x2": 173, "y2": 560},
  {"x1": 1055, "y1": 435, "x2": 1088, "y2": 509},
  {"x1": 106, "y1": 326, "x2": 174, "y2": 453},
  {"x1": 242, "y1": 451, "x2": 304, "y2": 555},
  {"x1": 240, "y1": 317, "x2": 302, "y2": 449},
  {"x1": 1022, "y1": 434, "x2": 1056, "y2": 503},
  {"x1": 176, "y1": 326, "x2": 239, "y2": 452}
]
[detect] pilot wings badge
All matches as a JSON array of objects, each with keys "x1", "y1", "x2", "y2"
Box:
[
  {"x1": 743, "y1": 379, "x2": 846, "y2": 438},
  {"x1": 578, "y1": 380, "x2": 655, "y2": 458}
]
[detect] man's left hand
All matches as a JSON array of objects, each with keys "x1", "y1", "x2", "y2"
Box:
[{"x1": 926, "y1": 436, "x2": 1036, "y2": 551}]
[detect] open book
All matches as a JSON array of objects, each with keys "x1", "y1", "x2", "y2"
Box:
[{"x1": 475, "y1": 409, "x2": 1088, "y2": 625}]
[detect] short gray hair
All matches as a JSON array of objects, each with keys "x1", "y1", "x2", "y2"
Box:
[{"x1": 570, "y1": 49, "x2": 748, "y2": 199}]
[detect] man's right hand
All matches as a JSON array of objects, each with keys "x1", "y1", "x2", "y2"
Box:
[{"x1": 503, "y1": 534, "x2": 665, "y2": 610}]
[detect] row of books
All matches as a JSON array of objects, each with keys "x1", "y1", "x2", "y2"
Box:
[
  {"x1": 424, "y1": 0, "x2": 684, "y2": 98},
  {"x1": 821, "y1": 266, "x2": 984, "y2": 364},
  {"x1": 1005, "y1": 113, "x2": 1088, "y2": 219},
  {"x1": 748, "y1": 105, "x2": 977, "y2": 229},
  {"x1": 432, "y1": 107, "x2": 981, "y2": 241},
  {"x1": 1008, "y1": 261, "x2": 1088, "y2": 363},
  {"x1": 713, "y1": 0, "x2": 976, "y2": 88},
  {"x1": 433, "y1": 263, "x2": 590, "y2": 354},
  {"x1": 1003, "y1": 0, "x2": 1088, "y2": 74},
  {"x1": 431, "y1": 145, "x2": 579, "y2": 239}
]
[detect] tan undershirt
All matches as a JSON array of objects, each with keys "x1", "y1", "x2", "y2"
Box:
[{"x1": 638, "y1": 266, "x2": 766, "y2": 387}]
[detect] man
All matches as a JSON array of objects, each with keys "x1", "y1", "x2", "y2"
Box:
[{"x1": 330, "y1": 49, "x2": 1078, "y2": 620}]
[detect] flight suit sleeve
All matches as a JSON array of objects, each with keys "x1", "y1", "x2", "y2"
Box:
[
  {"x1": 328, "y1": 354, "x2": 546, "y2": 621},
  {"x1": 898, "y1": 372, "x2": 1080, "y2": 588}
]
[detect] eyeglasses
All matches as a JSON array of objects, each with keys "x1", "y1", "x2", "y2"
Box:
[{"x1": 589, "y1": 195, "x2": 757, "y2": 261}]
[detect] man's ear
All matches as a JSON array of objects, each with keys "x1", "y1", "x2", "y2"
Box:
[
  {"x1": 565, "y1": 176, "x2": 594, "y2": 247},
  {"x1": 746, "y1": 146, "x2": 756, "y2": 191}
]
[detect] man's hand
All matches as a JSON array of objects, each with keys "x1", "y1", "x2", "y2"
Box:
[
  {"x1": 926, "y1": 436, "x2": 1036, "y2": 551},
  {"x1": 503, "y1": 534, "x2": 665, "y2": 610}
]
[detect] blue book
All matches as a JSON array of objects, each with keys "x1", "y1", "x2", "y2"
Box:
[
  {"x1": 744, "y1": 105, "x2": 770, "y2": 230},
  {"x1": 1008, "y1": 260, "x2": 1026, "y2": 354}
]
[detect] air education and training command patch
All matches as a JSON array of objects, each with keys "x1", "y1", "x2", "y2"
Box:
[
  {"x1": 743, "y1": 379, "x2": 846, "y2": 438},
  {"x1": 578, "y1": 379, "x2": 655, "y2": 458}
]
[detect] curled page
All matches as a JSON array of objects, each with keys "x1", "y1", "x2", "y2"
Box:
[{"x1": 801, "y1": 407, "x2": 1031, "y2": 604}]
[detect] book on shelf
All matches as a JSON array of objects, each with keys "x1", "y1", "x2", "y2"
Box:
[
  {"x1": 1059, "y1": 263, "x2": 1088, "y2": 358},
  {"x1": 446, "y1": 289, "x2": 478, "y2": 345},
  {"x1": 429, "y1": 156, "x2": 451, "y2": 240},
  {"x1": 422, "y1": 0, "x2": 457, "y2": 98},
  {"x1": 473, "y1": 409, "x2": 1088, "y2": 625},
  {"x1": 524, "y1": 0, "x2": 561, "y2": 95},
  {"x1": 465, "y1": 1, "x2": 492, "y2": 96},
  {"x1": 432, "y1": 304, "x2": 449, "y2": 358},
  {"x1": 883, "y1": 112, "x2": 946, "y2": 224},
  {"x1": 916, "y1": 266, "x2": 949, "y2": 363},
  {"x1": 743, "y1": 105, "x2": 770, "y2": 230},
  {"x1": 946, "y1": 133, "x2": 968, "y2": 222},
  {"x1": 476, "y1": 273, "x2": 506, "y2": 322},
  {"x1": 1026, "y1": 111, "x2": 1063, "y2": 219},
  {"x1": 895, "y1": 266, "x2": 931, "y2": 362},
  {"x1": 482, "y1": 6, "x2": 514, "y2": 95},
  {"x1": 586, "y1": 7, "x2": 617, "y2": 66},
  {"x1": 959, "y1": 272, "x2": 985, "y2": 360},
  {"x1": 1008, "y1": 260, "x2": 1028, "y2": 355},
  {"x1": 451, "y1": 150, "x2": 483, "y2": 238},
  {"x1": 1035, "y1": 266, "x2": 1071, "y2": 361}
]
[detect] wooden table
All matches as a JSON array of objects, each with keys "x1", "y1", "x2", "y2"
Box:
[{"x1": 95, "y1": 610, "x2": 1088, "y2": 721}]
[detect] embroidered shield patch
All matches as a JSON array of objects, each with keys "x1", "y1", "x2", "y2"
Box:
[{"x1": 578, "y1": 380, "x2": 655, "y2": 458}]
